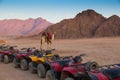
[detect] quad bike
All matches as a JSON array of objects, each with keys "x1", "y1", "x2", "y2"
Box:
[
  {"x1": 98, "y1": 64, "x2": 120, "y2": 80},
  {"x1": 0, "y1": 44, "x2": 6, "y2": 62},
  {"x1": 82, "y1": 64, "x2": 120, "y2": 80},
  {"x1": 45, "y1": 53, "x2": 100, "y2": 80},
  {"x1": 28, "y1": 49, "x2": 60, "y2": 78},
  {"x1": 0, "y1": 45, "x2": 18, "y2": 64},
  {"x1": 46, "y1": 54, "x2": 120, "y2": 80},
  {"x1": 12, "y1": 48, "x2": 34, "y2": 70},
  {"x1": 0, "y1": 44, "x2": 6, "y2": 55}
]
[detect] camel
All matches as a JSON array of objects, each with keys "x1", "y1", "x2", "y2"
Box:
[{"x1": 40, "y1": 32, "x2": 55, "y2": 50}]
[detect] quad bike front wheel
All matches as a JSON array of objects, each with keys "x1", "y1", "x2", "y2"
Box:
[
  {"x1": 13, "y1": 58, "x2": 19, "y2": 68},
  {"x1": 9, "y1": 55, "x2": 14, "y2": 62},
  {"x1": 46, "y1": 70, "x2": 56, "y2": 80},
  {"x1": 29, "y1": 62, "x2": 36, "y2": 74},
  {"x1": 37, "y1": 64, "x2": 46, "y2": 78},
  {"x1": 4, "y1": 55, "x2": 9, "y2": 64},
  {"x1": 0, "y1": 54, "x2": 3, "y2": 62},
  {"x1": 20, "y1": 59, "x2": 28, "y2": 70}
]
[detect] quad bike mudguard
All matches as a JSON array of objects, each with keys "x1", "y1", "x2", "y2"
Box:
[
  {"x1": 102, "y1": 68, "x2": 120, "y2": 80},
  {"x1": 89, "y1": 71, "x2": 109, "y2": 80},
  {"x1": 62, "y1": 64, "x2": 86, "y2": 77},
  {"x1": 1, "y1": 50, "x2": 9, "y2": 55},
  {"x1": 29, "y1": 55, "x2": 38, "y2": 62},
  {"x1": 51, "y1": 60, "x2": 70, "y2": 72},
  {"x1": 98, "y1": 63, "x2": 120, "y2": 80}
]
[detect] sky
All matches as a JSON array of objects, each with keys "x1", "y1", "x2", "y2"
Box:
[{"x1": 0, "y1": 0, "x2": 120, "y2": 23}]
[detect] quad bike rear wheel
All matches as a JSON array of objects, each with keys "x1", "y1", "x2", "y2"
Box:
[
  {"x1": 37, "y1": 64, "x2": 46, "y2": 78},
  {"x1": 20, "y1": 59, "x2": 28, "y2": 70},
  {"x1": 4, "y1": 55, "x2": 9, "y2": 64},
  {"x1": 46, "y1": 70, "x2": 56, "y2": 80},
  {"x1": 13, "y1": 58, "x2": 19, "y2": 68},
  {"x1": 29, "y1": 62, "x2": 36, "y2": 73}
]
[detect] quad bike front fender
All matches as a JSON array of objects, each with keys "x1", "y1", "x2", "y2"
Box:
[
  {"x1": 62, "y1": 66, "x2": 77, "y2": 77},
  {"x1": 29, "y1": 55, "x2": 38, "y2": 62},
  {"x1": 1, "y1": 51, "x2": 9, "y2": 55},
  {"x1": 89, "y1": 72, "x2": 109, "y2": 80},
  {"x1": 51, "y1": 62, "x2": 63, "y2": 72},
  {"x1": 114, "y1": 78, "x2": 120, "y2": 80},
  {"x1": 37, "y1": 57, "x2": 45, "y2": 63}
]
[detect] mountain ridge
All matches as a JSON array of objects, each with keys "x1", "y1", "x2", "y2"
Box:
[
  {"x1": 0, "y1": 17, "x2": 52, "y2": 36},
  {"x1": 45, "y1": 9, "x2": 120, "y2": 39}
]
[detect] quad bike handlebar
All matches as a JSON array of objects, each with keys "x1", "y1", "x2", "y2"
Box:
[
  {"x1": 20, "y1": 47, "x2": 36, "y2": 50},
  {"x1": 79, "y1": 53, "x2": 86, "y2": 57},
  {"x1": 98, "y1": 64, "x2": 120, "y2": 69},
  {"x1": 72, "y1": 53, "x2": 86, "y2": 63},
  {"x1": 62, "y1": 53, "x2": 86, "y2": 60},
  {"x1": 20, "y1": 48, "x2": 27, "y2": 50},
  {"x1": 42, "y1": 49, "x2": 55, "y2": 55},
  {"x1": 12, "y1": 46, "x2": 18, "y2": 47}
]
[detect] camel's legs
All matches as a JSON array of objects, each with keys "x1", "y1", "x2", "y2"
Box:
[{"x1": 40, "y1": 36, "x2": 47, "y2": 50}]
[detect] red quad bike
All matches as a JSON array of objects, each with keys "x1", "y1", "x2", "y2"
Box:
[
  {"x1": 85, "y1": 64, "x2": 120, "y2": 80},
  {"x1": 0, "y1": 45, "x2": 18, "y2": 64},
  {"x1": 0, "y1": 44, "x2": 6, "y2": 50},
  {"x1": 46, "y1": 54, "x2": 120, "y2": 80},
  {"x1": 12, "y1": 48, "x2": 34, "y2": 70},
  {"x1": 0, "y1": 44, "x2": 6, "y2": 62},
  {"x1": 98, "y1": 64, "x2": 120, "y2": 80},
  {"x1": 45, "y1": 53, "x2": 99, "y2": 80}
]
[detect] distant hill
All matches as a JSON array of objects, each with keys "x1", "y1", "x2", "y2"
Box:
[
  {"x1": 0, "y1": 18, "x2": 52, "y2": 37},
  {"x1": 45, "y1": 9, "x2": 120, "y2": 39},
  {"x1": 95, "y1": 15, "x2": 120, "y2": 37}
]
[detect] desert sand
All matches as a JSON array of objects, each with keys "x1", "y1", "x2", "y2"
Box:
[{"x1": 0, "y1": 37, "x2": 120, "y2": 80}]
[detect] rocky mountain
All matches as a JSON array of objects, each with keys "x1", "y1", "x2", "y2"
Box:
[
  {"x1": 95, "y1": 15, "x2": 120, "y2": 37},
  {"x1": 45, "y1": 9, "x2": 120, "y2": 39},
  {"x1": 0, "y1": 17, "x2": 52, "y2": 37}
]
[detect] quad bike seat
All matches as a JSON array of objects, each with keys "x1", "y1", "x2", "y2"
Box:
[
  {"x1": 102, "y1": 68, "x2": 120, "y2": 79},
  {"x1": 33, "y1": 49, "x2": 40, "y2": 55},
  {"x1": 44, "y1": 50, "x2": 52, "y2": 55},
  {"x1": 3, "y1": 50, "x2": 9, "y2": 53},
  {"x1": 73, "y1": 56, "x2": 82, "y2": 63},
  {"x1": 115, "y1": 64, "x2": 120, "y2": 67},
  {"x1": 20, "y1": 51, "x2": 27, "y2": 54},
  {"x1": 56, "y1": 60, "x2": 70, "y2": 67},
  {"x1": 37, "y1": 54, "x2": 43, "y2": 58}
]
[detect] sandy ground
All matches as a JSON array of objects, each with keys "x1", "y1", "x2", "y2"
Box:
[{"x1": 0, "y1": 37, "x2": 120, "y2": 80}]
